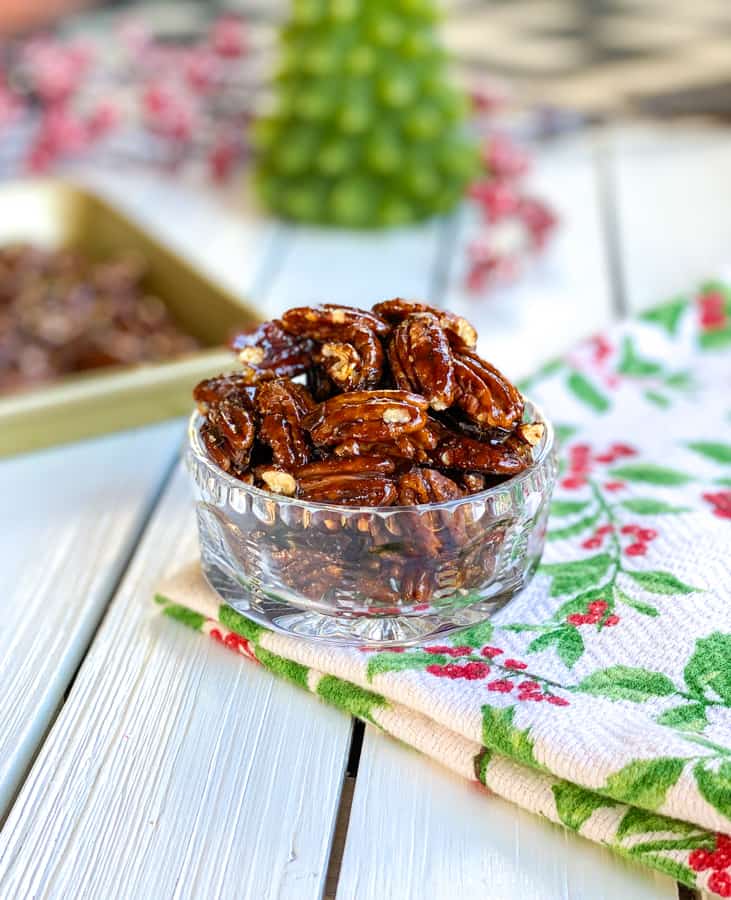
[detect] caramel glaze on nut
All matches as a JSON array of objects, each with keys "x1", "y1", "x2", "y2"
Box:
[
  {"x1": 387, "y1": 312, "x2": 456, "y2": 411},
  {"x1": 255, "y1": 379, "x2": 315, "y2": 468},
  {"x1": 373, "y1": 298, "x2": 477, "y2": 349},
  {"x1": 280, "y1": 304, "x2": 389, "y2": 390},
  {"x1": 195, "y1": 299, "x2": 543, "y2": 505}
]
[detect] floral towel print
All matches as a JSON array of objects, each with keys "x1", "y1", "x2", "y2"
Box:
[{"x1": 157, "y1": 280, "x2": 731, "y2": 896}]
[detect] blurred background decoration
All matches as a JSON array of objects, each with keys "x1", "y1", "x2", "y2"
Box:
[
  {"x1": 3, "y1": 0, "x2": 730, "y2": 310},
  {"x1": 251, "y1": 0, "x2": 481, "y2": 228},
  {"x1": 0, "y1": 0, "x2": 564, "y2": 298}
]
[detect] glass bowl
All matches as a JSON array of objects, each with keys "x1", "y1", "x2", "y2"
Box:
[{"x1": 186, "y1": 400, "x2": 556, "y2": 647}]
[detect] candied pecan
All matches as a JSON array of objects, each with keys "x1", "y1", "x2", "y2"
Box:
[
  {"x1": 271, "y1": 548, "x2": 345, "y2": 599},
  {"x1": 200, "y1": 421, "x2": 233, "y2": 473},
  {"x1": 193, "y1": 372, "x2": 254, "y2": 413},
  {"x1": 284, "y1": 303, "x2": 390, "y2": 337},
  {"x1": 297, "y1": 456, "x2": 396, "y2": 477},
  {"x1": 434, "y1": 428, "x2": 531, "y2": 475},
  {"x1": 280, "y1": 304, "x2": 388, "y2": 389},
  {"x1": 333, "y1": 424, "x2": 438, "y2": 463},
  {"x1": 397, "y1": 467, "x2": 467, "y2": 553},
  {"x1": 200, "y1": 421, "x2": 250, "y2": 478},
  {"x1": 387, "y1": 313, "x2": 456, "y2": 410},
  {"x1": 304, "y1": 390, "x2": 429, "y2": 447},
  {"x1": 296, "y1": 456, "x2": 398, "y2": 506},
  {"x1": 400, "y1": 564, "x2": 436, "y2": 605},
  {"x1": 229, "y1": 319, "x2": 314, "y2": 384},
  {"x1": 373, "y1": 298, "x2": 477, "y2": 349},
  {"x1": 451, "y1": 346, "x2": 524, "y2": 431},
  {"x1": 397, "y1": 467, "x2": 463, "y2": 505},
  {"x1": 207, "y1": 397, "x2": 256, "y2": 468},
  {"x1": 255, "y1": 379, "x2": 315, "y2": 468}
]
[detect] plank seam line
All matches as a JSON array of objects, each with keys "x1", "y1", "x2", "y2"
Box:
[
  {"x1": 593, "y1": 128, "x2": 629, "y2": 320},
  {"x1": 324, "y1": 719, "x2": 362, "y2": 900},
  {"x1": 428, "y1": 209, "x2": 462, "y2": 307}
]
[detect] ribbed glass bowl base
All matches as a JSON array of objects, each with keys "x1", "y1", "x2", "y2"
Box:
[{"x1": 202, "y1": 550, "x2": 521, "y2": 647}]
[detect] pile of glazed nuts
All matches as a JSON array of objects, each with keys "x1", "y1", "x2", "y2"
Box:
[
  {"x1": 0, "y1": 244, "x2": 199, "y2": 393},
  {"x1": 193, "y1": 301, "x2": 544, "y2": 608},
  {"x1": 195, "y1": 299, "x2": 543, "y2": 503}
]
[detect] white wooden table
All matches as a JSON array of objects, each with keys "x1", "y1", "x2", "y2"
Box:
[{"x1": 0, "y1": 123, "x2": 729, "y2": 900}]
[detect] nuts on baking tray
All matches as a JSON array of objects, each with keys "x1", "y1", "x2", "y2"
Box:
[{"x1": 0, "y1": 243, "x2": 199, "y2": 393}]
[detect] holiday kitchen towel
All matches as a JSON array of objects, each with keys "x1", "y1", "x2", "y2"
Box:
[{"x1": 157, "y1": 281, "x2": 731, "y2": 896}]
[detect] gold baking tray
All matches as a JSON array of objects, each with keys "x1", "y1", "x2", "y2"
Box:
[{"x1": 0, "y1": 179, "x2": 260, "y2": 457}]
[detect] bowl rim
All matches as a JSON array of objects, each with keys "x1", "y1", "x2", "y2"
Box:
[{"x1": 187, "y1": 398, "x2": 555, "y2": 515}]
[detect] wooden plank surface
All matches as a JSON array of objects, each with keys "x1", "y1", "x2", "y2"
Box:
[
  {"x1": 0, "y1": 420, "x2": 182, "y2": 821},
  {"x1": 336, "y1": 729, "x2": 678, "y2": 900},
  {"x1": 0, "y1": 465, "x2": 353, "y2": 899}
]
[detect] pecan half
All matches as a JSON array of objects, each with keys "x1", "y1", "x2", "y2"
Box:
[
  {"x1": 433, "y1": 427, "x2": 531, "y2": 475},
  {"x1": 373, "y1": 298, "x2": 477, "y2": 349},
  {"x1": 400, "y1": 564, "x2": 436, "y2": 605},
  {"x1": 427, "y1": 419, "x2": 533, "y2": 476},
  {"x1": 304, "y1": 390, "x2": 429, "y2": 447},
  {"x1": 451, "y1": 346, "x2": 524, "y2": 431},
  {"x1": 397, "y1": 467, "x2": 463, "y2": 505},
  {"x1": 398, "y1": 467, "x2": 468, "y2": 552},
  {"x1": 229, "y1": 319, "x2": 314, "y2": 384},
  {"x1": 255, "y1": 379, "x2": 315, "y2": 468},
  {"x1": 207, "y1": 396, "x2": 256, "y2": 467},
  {"x1": 387, "y1": 312, "x2": 456, "y2": 410},
  {"x1": 281, "y1": 304, "x2": 389, "y2": 389},
  {"x1": 200, "y1": 419, "x2": 252, "y2": 478},
  {"x1": 296, "y1": 456, "x2": 398, "y2": 506},
  {"x1": 271, "y1": 548, "x2": 346, "y2": 600},
  {"x1": 193, "y1": 372, "x2": 254, "y2": 414},
  {"x1": 333, "y1": 431, "x2": 434, "y2": 462},
  {"x1": 297, "y1": 456, "x2": 396, "y2": 477}
]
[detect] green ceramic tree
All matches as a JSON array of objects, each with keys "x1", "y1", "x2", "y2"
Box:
[{"x1": 253, "y1": 0, "x2": 479, "y2": 228}]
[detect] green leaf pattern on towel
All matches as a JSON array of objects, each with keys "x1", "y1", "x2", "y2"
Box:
[{"x1": 504, "y1": 466, "x2": 702, "y2": 670}]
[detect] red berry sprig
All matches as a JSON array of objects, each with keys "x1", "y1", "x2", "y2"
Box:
[
  {"x1": 3, "y1": 15, "x2": 252, "y2": 182},
  {"x1": 689, "y1": 834, "x2": 731, "y2": 897},
  {"x1": 465, "y1": 127, "x2": 557, "y2": 295},
  {"x1": 620, "y1": 524, "x2": 658, "y2": 557},
  {"x1": 566, "y1": 599, "x2": 619, "y2": 628},
  {"x1": 426, "y1": 661, "x2": 492, "y2": 680}
]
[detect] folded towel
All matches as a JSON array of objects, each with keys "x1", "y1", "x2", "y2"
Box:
[{"x1": 157, "y1": 281, "x2": 731, "y2": 896}]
